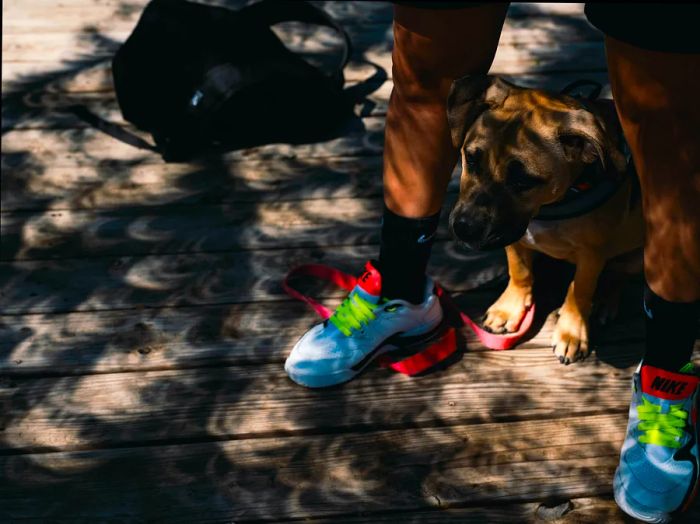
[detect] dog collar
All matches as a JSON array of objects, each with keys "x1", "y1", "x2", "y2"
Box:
[{"x1": 533, "y1": 161, "x2": 626, "y2": 221}]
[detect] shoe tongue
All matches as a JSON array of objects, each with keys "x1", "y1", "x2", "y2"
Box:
[
  {"x1": 353, "y1": 261, "x2": 382, "y2": 305},
  {"x1": 641, "y1": 364, "x2": 700, "y2": 401}
]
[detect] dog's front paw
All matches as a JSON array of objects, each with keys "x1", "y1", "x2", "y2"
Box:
[
  {"x1": 552, "y1": 306, "x2": 590, "y2": 365},
  {"x1": 484, "y1": 284, "x2": 532, "y2": 334}
]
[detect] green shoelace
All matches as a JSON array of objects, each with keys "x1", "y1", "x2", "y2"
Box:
[
  {"x1": 329, "y1": 292, "x2": 379, "y2": 337},
  {"x1": 637, "y1": 398, "x2": 688, "y2": 448}
]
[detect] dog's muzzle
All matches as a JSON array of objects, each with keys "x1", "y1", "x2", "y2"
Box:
[{"x1": 449, "y1": 204, "x2": 528, "y2": 251}]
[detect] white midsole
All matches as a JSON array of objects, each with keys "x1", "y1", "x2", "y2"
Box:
[{"x1": 286, "y1": 342, "x2": 402, "y2": 388}]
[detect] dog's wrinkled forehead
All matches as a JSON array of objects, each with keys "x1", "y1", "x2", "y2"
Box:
[
  {"x1": 466, "y1": 99, "x2": 571, "y2": 147},
  {"x1": 472, "y1": 119, "x2": 541, "y2": 167},
  {"x1": 458, "y1": 86, "x2": 579, "y2": 146},
  {"x1": 466, "y1": 108, "x2": 554, "y2": 144}
]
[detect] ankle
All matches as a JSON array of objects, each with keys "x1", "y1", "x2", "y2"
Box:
[
  {"x1": 643, "y1": 282, "x2": 699, "y2": 372},
  {"x1": 378, "y1": 206, "x2": 440, "y2": 304},
  {"x1": 382, "y1": 270, "x2": 427, "y2": 304}
]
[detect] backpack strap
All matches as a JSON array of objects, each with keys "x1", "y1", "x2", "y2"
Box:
[
  {"x1": 241, "y1": 0, "x2": 352, "y2": 89},
  {"x1": 65, "y1": 105, "x2": 158, "y2": 152}
]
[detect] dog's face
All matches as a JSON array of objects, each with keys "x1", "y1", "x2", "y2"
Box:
[{"x1": 447, "y1": 75, "x2": 626, "y2": 251}]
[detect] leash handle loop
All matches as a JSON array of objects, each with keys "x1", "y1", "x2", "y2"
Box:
[{"x1": 282, "y1": 264, "x2": 356, "y2": 320}]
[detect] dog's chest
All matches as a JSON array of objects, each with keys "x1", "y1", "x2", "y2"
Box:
[{"x1": 520, "y1": 220, "x2": 577, "y2": 259}]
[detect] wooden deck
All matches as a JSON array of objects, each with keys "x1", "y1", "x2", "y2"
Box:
[{"x1": 2, "y1": 2, "x2": 699, "y2": 522}]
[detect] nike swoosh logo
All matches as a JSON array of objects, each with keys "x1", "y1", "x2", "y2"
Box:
[
  {"x1": 417, "y1": 232, "x2": 436, "y2": 244},
  {"x1": 643, "y1": 300, "x2": 654, "y2": 319}
]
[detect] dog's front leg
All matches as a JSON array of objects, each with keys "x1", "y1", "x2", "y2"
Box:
[
  {"x1": 484, "y1": 242, "x2": 533, "y2": 333},
  {"x1": 553, "y1": 252, "x2": 605, "y2": 364}
]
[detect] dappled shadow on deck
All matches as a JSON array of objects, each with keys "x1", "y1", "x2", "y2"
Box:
[{"x1": 2, "y1": 2, "x2": 698, "y2": 522}]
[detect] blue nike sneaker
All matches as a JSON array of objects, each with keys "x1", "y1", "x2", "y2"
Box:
[
  {"x1": 284, "y1": 261, "x2": 444, "y2": 388},
  {"x1": 614, "y1": 362, "x2": 700, "y2": 523}
]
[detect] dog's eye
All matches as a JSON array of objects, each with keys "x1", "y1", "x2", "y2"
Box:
[
  {"x1": 507, "y1": 161, "x2": 545, "y2": 192},
  {"x1": 465, "y1": 149, "x2": 482, "y2": 174}
]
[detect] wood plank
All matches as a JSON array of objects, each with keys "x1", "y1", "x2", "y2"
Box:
[
  {"x1": 1, "y1": 78, "x2": 392, "y2": 131},
  {"x1": 0, "y1": 340, "x2": 668, "y2": 451},
  {"x1": 298, "y1": 497, "x2": 695, "y2": 524},
  {"x1": 0, "y1": 156, "x2": 394, "y2": 212},
  {"x1": 0, "y1": 284, "x2": 662, "y2": 375},
  {"x1": 2, "y1": 195, "x2": 472, "y2": 261},
  {"x1": 1, "y1": 25, "x2": 363, "y2": 64},
  {"x1": 304, "y1": 498, "x2": 699, "y2": 524},
  {"x1": 0, "y1": 299, "x2": 337, "y2": 375},
  {"x1": 0, "y1": 358, "x2": 630, "y2": 454},
  {"x1": 1, "y1": 116, "x2": 386, "y2": 168},
  {"x1": 0, "y1": 26, "x2": 376, "y2": 94},
  {"x1": 0, "y1": 196, "x2": 386, "y2": 260},
  {"x1": 1, "y1": 0, "x2": 393, "y2": 34},
  {"x1": 0, "y1": 414, "x2": 633, "y2": 521},
  {"x1": 0, "y1": 60, "x2": 381, "y2": 96},
  {"x1": 0, "y1": 242, "x2": 507, "y2": 314}
]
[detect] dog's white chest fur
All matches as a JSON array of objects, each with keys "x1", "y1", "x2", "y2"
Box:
[
  {"x1": 520, "y1": 219, "x2": 577, "y2": 258},
  {"x1": 521, "y1": 220, "x2": 556, "y2": 246}
]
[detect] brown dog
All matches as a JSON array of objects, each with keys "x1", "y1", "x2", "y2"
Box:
[{"x1": 447, "y1": 75, "x2": 643, "y2": 364}]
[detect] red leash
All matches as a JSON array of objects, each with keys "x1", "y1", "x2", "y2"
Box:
[{"x1": 283, "y1": 264, "x2": 535, "y2": 376}]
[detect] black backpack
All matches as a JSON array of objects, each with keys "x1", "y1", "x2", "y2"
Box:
[{"x1": 111, "y1": 0, "x2": 354, "y2": 161}]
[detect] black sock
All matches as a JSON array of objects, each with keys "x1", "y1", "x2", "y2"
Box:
[
  {"x1": 642, "y1": 283, "x2": 699, "y2": 371},
  {"x1": 378, "y1": 206, "x2": 440, "y2": 304}
]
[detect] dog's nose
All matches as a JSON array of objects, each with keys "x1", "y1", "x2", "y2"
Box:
[{"x1": 451, "y1": 213, "x2": 477, "y2": 242}]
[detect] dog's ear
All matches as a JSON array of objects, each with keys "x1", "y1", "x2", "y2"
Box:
[
  {"x1": 558, "y1": 106, "x2": 627, "y2": 173},
  {"x1": 447, "y1": 75, "x2": 514, "y2": 149}
]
